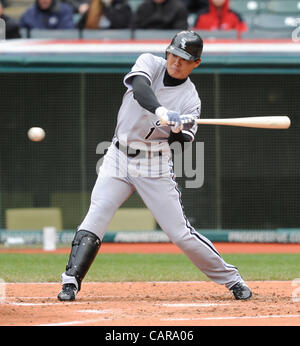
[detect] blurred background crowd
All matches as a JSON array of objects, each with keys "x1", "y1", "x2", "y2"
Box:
[{"x1": 0, "y1": 0, "x2": 299, "y2": 40}]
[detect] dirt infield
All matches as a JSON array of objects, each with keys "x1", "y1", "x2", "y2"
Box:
[
  {"x1": 1, "y1": 243, "x2": 300, "y2": 326},
  {"x1": 1, "y1": 281, "x2": 300, "y2": 326}
]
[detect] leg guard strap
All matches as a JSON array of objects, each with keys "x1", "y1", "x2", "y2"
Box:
[{"x1": 65, "y1": 230, "x2": 101, "y2": 291}]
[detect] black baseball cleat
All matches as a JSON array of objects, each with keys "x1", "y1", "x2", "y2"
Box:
[
  {"x1": 57, "y1": 283, "x2": 78, "y2": 301},
  {"x1": 230, "y1": 282, "x2": 252, "y2": 300}
]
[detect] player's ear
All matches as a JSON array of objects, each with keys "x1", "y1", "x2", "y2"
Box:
[{"x1": 194, "y1": 58, "x2": 201, "y2": 68}]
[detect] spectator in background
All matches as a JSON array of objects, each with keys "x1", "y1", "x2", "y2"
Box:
[
  {"x1": 181, "y1": 0, "x2": 209, "y2": 14},
  {"x1": 0, "y1": 0, "x2": 21, "y2": 38},
  {"x1": 77, "y1": 0, "x2": 132, "y2": 29},
  {"x1": 133, "y1": 0, "x2": 188, "y2": 30},
  {"x1": 194, "y1": 0, "x2": 247, "y2": 32},
  {"x1": 19, "y1": 0, "x2": 75, "y2": 30}
]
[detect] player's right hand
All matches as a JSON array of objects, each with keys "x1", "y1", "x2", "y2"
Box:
[
  {"x1": 155, "y1": 106, "x2": 183, "y2": 133},
  {"x1": 180, "y1": 114, "x2": 196, "y2": 131},
  {"x1": 167, "y1": 111, "x2": 183, "y2": 133}
]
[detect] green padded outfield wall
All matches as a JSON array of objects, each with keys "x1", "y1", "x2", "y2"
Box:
[{"x1": 0, "y1": 71, "x2": 299, "y2": 230}]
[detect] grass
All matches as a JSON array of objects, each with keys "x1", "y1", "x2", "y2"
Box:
[{"x1": 0, "y1": 253, "x2": 299, "y2": 283}]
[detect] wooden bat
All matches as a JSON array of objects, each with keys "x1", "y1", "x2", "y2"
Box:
[{"x1": 160, "y1": 116, "x2": 291, "y2": 129}]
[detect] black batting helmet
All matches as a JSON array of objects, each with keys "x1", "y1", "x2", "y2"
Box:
[{"x1": 166, "y1": 31, "x2": 203, "y2": 61}]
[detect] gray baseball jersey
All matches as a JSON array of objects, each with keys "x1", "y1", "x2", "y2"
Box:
[
  {"x1": 62, "y1": 53, "x2": 244, "y2": 290},
  {"x1": 114, "y1": 53, "x2": 200, "y2": 148}
]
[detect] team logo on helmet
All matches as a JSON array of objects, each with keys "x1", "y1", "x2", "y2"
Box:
[{"x1": 180, "y1": 37, "x2": 187, "y2": 49}]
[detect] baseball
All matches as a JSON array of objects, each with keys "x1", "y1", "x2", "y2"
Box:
[{"x1": 27, "y1": 127, "x2": 46, "y2": 142}]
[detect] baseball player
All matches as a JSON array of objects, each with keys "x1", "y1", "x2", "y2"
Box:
[{"x1": 58, "y1": 31, "x2": 252, "y2": 301}]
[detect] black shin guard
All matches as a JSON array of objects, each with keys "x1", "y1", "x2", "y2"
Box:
[{"x1": 65, "y1": 230, "x2": 101, "y2": 291}]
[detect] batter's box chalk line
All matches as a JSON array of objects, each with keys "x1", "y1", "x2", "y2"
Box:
[
  {"x1": 7, "y1": 301, "x2": 85, "y2": 306},
  {"x1": 162, "y1": 303, "x2": 230, "y2": 307},
  {"x1": 37, "y1": 319, "x2": 109, "y2": 326},
  {"x1": 162, "y1": 314, "x2": 300, "y2": 321},
  {"x1": 77, "y1": 309, "x2": 113, "y2": 314}
]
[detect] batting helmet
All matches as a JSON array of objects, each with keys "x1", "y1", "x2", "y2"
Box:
[{"x1": 166, "y1": 31, "x2": 203, "y2": 61}]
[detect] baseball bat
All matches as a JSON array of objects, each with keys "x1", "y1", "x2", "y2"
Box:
[{"x1": 160, "y1": 116, "x2": 291, "y2": 129}]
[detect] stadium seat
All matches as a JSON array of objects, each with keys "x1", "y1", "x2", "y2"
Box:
[
  {"x1": 252, "y1": 13, "x2": 297, "y2": 31},
  {"x1": 241, "y1": 13, "x2": 256, "y2": 30},
  {"x1": 107, "y1": 208, "x2": 156, "y2": 231},
  {"x1": 230, "y1": 0, "x2": 260, "y2": 13},
  {"x1": 81, "y1": 29, "x2": 132, "y2": 40},
  {"x1": 29, "y1": 29, "x2": 80, "y2": 39},
  {"x1": 19, "y1": 28, "x2": 30, "y2": 38},
  {"x1": 128, "y1": 0, "x2": 143, "y2": 12},
  {"x1": 188, "y1": 13, "x2": 198, "y2": 28},
  {"x1": 5, "y1": 208, "x2": 62, "y2": 230},
  {"x1": 266, "y1": 0, "x2": 300, "y2": 14},
  {"x1": 226, "y1": 0, "x2": 260, "y2": 30}
]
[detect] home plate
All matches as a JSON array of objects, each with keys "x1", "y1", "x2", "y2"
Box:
[{"x1": 162, "y1": 303, "x2": 230, "y2": 307}]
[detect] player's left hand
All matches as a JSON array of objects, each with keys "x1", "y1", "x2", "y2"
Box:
[{"x1": 180, "y1": 114, "x2": 196, "y2": 131}]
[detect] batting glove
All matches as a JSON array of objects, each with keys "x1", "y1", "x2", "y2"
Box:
[
  {"x1": 155, "y1": 106, "x2": 183, "y2": 133},
  {"x1": 181, "y1": 114, "x2": 196, "y2": 131}
]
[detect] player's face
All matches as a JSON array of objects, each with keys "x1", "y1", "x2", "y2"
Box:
[{"x1": 166, "y1": 53, "x2": 201, "y2": 80}]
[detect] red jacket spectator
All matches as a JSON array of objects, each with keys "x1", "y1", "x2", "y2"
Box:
[{"x1": 194, "y1": 0, "x2": 247, "y2": 32}]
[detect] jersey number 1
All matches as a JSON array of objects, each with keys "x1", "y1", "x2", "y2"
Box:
[{"x1": 145, "y1": 127, "x2": 155, "y2": 139}]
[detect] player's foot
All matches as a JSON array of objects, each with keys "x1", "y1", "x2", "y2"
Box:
[
  {"x1": 230, "y1": 282, "x2": 252, "y2": 300},
  {"x1": 57, "y1": 283, "x2": 78, "y2": 301}
]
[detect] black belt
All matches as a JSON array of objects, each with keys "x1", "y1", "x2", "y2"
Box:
[{"x1": 115, "y1": 141, "x2": 162, "y2": 158}]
